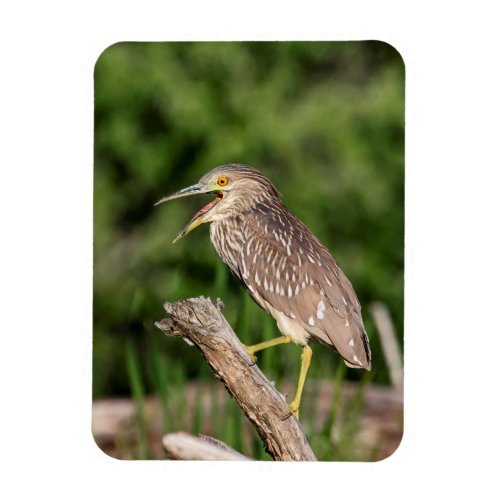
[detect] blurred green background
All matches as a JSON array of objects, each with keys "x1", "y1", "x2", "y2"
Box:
[{"x1": 93, "y1": 41, "x2": 404, "y2": 460}]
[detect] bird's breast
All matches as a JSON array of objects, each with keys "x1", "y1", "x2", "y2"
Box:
[{"x1": 209, "y1": 220, "x2": 245, "y2": 277}]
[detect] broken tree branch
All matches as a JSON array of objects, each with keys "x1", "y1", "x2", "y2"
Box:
[
  {"x1": 163, "y1": 432, "x2": 250, "y2": 461},
  {"x1": 155, "y1": 296, "x2": 317, "y2": 461},
  {"x1": 370, "y1": 301, "x2": 403, "y2": 392}
]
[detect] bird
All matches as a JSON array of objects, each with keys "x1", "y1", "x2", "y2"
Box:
[{"x1": 155, "y1": 164, "x2": 371, "y2": 419}]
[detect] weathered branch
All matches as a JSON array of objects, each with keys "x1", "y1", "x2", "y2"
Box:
[
  {"x1": 370, "y1": 302, "x2": 403, "y2": 391},
  {"x1": 163, "y1": 432, "x2": 251, "y2": 460},
  {"x1": 155, "y1": 296, "x2": 317, "y2": 461}
]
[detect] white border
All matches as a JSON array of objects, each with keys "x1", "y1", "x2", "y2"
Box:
[{"x1": 2, "y1": 1, "x2": 499, "y2": 499}]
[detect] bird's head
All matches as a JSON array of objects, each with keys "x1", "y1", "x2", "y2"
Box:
[{"x1": 155, "y1": 164, "x2": 279, "y2": 242}]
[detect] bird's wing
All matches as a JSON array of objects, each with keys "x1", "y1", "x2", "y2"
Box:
[{"x1": 237, "y1": 211, "x2": 371, "y2": 370}]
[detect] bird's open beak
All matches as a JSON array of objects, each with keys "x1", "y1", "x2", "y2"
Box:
[
  {"x1": 155, "y1": 183, "x2": 222, "y2": 243},
  {"x1": 154, "y1": 183, "x2": 211, "y2": 204}
]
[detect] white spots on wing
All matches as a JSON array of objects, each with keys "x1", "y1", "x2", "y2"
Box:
[
  {"x1": 286, "y1": 245, "x2": 291, "y2": 256},
  {"x1": 299, "y1": 247, "x2": 304, "y2": 254},
  {"x1": 315, "y1": 251, "x2": 322, "y2": 266},
  {"x1": 342, "y1": 295, "x2": 347, "y2": 305},
  {"x1": 273, "y1": 230, "x2": 279, "y2": 242},
  {"x1": 247, "y1": 285, "x2": 255, "y2": 294},
  {"x1": 295, "y1": 284, "x2": 300, "y2": 295},
  {"x1": 316, "y1": 300, "x2": 326, "y2": 320},
  {"x1": 324, "y1": 275, "x2": 333, "y2": 286},
  {"x1": 307, "y1": 254, "x2": 315, "y2": 264},
  {"x1": 345, "y1": 318, "x2": 350, "y2": 327},
  {"x1": 279, "y1": 284, "x2": 284, "y2": 296},
  {"x1": 252, "y1": 254, "x2": 257, "y2": 264},
  {"x1": 308, "y1": 315, "x2": 315, "y2": 326},
  {"x1": 290, "y1": 312, "x2": 297, "y2": 319},
  {"x1": 270, "y1": 281, "x2": 274, "y2": 293},
  {"x1": 264, "y1": 276, "x2": 269, "y2": 291},
  {"x1": 255, "y1": 271, "x2": 261, "y2": 286},
  {"x1": 246, "y1": 240, "x2": 252, "y2": 256},
  {"x1": 292, "y1": 273, "x2": 296, "y2": 282},
  {"x1": 297, "y1": 254, "x2": 302, "y2": 266},
  {"x1": 264, "y1": 223, "x2": 268, "y2": 234},
  {"x1": 276, "y1": 269, "x2": 280, "y2": 280},
  {"x1": 353, "y1": 354, "x2": 360, "y2": 364},
  {"x1": 304, "y1": 274, "x2": 309, "y2": 285},
  {"x1": 288, "y1": 284, "x2": 293, "y2": 298},
  {"x1": 301, "y1": 281, "x2": 306, "y2": 289},
  {"x1": 319, "y1": 289, "x2": 324, "y2": 296},
  {"x1": 285, "y1": 271, "x2": 289, "y2": 281},
  {"x1": 281, "y1": 259, "x2": 286, "y2": 271},
  {"x1": 349, "y1": 339, "x2": 355, "y2": 347},
  {"x1": 241, "y1": 258, "x2": 248, "y2": 278},
  {"x1": 267, "y1": 253, "x2": 272, "y2": 264}
]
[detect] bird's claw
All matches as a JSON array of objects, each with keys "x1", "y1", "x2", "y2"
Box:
[
  {"x1": 281, "y1": 402, "x2": 299, "y2": 421},
  {"x1": 243, "y1": 347, "x2": 257, "y2": 366}
]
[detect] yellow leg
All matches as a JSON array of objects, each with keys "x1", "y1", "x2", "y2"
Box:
[
  {"x1": 287, "y1": 345, "x2": 313, "y2": 420},
  {"x1": 244, "y1": 335, "x2": 291, "y2": 363}
]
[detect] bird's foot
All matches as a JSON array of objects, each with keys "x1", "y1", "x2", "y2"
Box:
[
  {"x1": 282, "y1": 401, "x2": 300, "y2": 421},
  {"x1": 243, "y1": 346, "x2": 257, "y2": 365}
]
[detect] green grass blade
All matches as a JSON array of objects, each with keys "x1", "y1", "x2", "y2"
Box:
[
  {"x1": 192, "y1": 381, "x2": 204, "y2": 435},
  {"x1": 236, "y1": 291, "x2": 254, "y2": 345},
  {"x1": 261, "y1": 314, "x2": 278, "y2": 378},
  {"x1": 148, "y1": 336, "x2": 170, "y2": 434},
  {"x1": 213, "y1": 257, "x2": 228, "y2": 299},
  {"x1": 125, "y1": 337, "x2": 149, "y2": 459},
  {"x1": 170, "y1": 361, "x2": 188, "y2": 429}
]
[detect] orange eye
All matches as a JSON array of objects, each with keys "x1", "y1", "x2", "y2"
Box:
[{"x1": 217, "y1": 176, "x2": 229, "y2": 187}]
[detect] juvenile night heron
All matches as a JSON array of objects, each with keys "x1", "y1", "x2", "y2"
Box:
[{"x1": 156, "y1": 164, "x2": 371, "y2": 418}]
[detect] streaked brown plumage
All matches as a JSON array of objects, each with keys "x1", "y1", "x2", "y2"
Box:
[{"x1": 156, "y1": 164, "x2": 371, "y2": 417}]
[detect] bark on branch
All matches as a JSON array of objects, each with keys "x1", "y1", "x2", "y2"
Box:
[
  {"x1": 163, "y1": 432, "x2": 250, "y2": 461},
  {"x1": 155, "y1": 296, "x2": 317, "y2": 461}
]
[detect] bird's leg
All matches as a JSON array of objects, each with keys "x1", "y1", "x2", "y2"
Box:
[
  {"x1": 285, "y1": 345, "x2": 313, "y2": 420},
  {"x1": 244, "y1": 335, "x2": 292, "y2": 363}
]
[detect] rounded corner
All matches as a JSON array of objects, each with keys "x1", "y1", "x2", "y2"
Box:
[
  {"x1": 368, "y1": 39, "x2": 406, "y2": 70},
  {"x1": 372, "y1": 425, "x2": 405, "y2": 463},
  {"x1": 90, "y1": 426, "x2": 127, "y2": 462},
  {"x1": 93, "y1": 41, "x2": 128, "y2": 75}
]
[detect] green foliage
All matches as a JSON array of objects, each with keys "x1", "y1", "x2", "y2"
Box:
[{"x1": 93, "y1": 41, "x2": 404, "y2": 459}]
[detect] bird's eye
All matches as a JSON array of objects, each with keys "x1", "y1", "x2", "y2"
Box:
[{"x1": 217, "y1": 176, "x2": 229, "y2": 187}]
